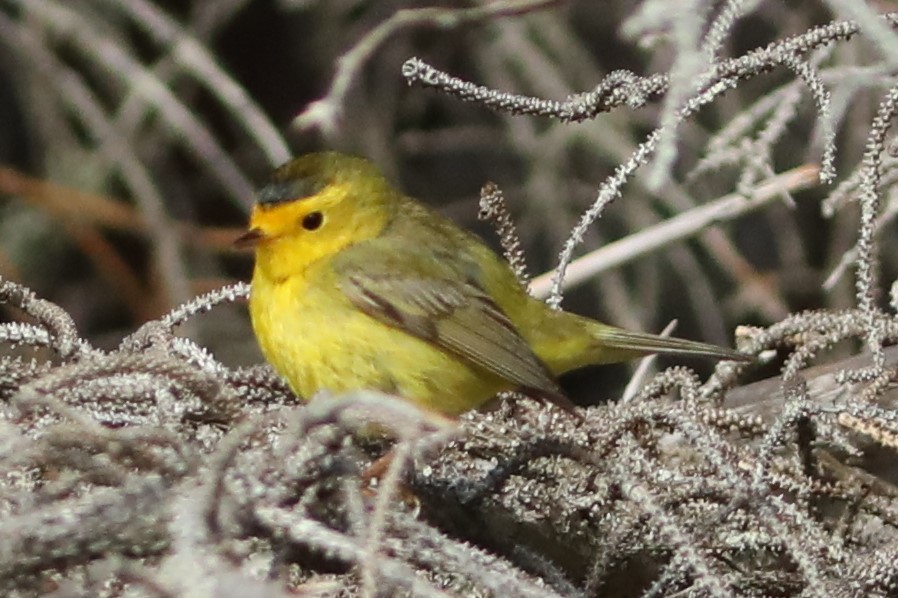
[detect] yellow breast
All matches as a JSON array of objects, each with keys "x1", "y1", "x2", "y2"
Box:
[{"x1": 249, "y1": 259, "x2": 510, "y2": 415}]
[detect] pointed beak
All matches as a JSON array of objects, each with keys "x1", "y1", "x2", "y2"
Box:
[{"x1": 234, "y1": 227, "x2": 266, "y2": 249}]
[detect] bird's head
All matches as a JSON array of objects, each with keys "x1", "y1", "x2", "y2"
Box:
[{"x1": 237, "y1": 153, "x2": 399, "y2": 274}]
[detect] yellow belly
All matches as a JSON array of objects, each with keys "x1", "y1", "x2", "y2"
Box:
[{"x1": 249, "y1": 267, "x2": 509, "y2": 416}]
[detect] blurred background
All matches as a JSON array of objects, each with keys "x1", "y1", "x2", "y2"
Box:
[{"x1": 0, "y1": 0, "x2": 886, "y2": 403}]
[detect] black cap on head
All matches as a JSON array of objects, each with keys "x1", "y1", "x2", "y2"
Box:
[
  {"x1": 257, "y1": 169, "x2": 325, "y2": 206},
  {"x1": 255, "y1": 152, "x2": 384, "y2": 206}
]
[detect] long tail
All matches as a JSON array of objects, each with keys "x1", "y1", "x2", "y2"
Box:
[
  {"x1": 529, "y1": 309, "x2": 750, "y2": 376},
  {"x1": 595, "y1": 326, "x2": 749, "y2": 362}
]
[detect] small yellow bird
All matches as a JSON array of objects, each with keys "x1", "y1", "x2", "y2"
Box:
[{"x1": 238, "y1": 152, "x2": 745, "y2": 416}]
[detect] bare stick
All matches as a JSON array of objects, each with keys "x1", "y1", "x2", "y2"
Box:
[
  {"x1": 621, "y1": 320, "x2": 678, "y2": 403},
  {"x1": 293, "y1": 0, "x2": 561, "y2": 136},
  {"x1": 529, "y1": 164, "x2": 820, "y2": 300}
]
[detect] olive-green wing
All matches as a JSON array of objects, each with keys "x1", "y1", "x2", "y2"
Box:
[{"x1": 335, "y1": 265, "x2": 575, "y2": 413}]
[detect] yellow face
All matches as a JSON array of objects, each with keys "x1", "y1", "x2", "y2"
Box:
[
  {"x1": 245, "y1": 181, "x2": 353, "y2": 243},
  {"x1": 237, "y1": 154, "x2": 395, "y2": 281}
]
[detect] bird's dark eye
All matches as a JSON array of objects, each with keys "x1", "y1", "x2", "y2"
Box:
[{"x1": 302, "y1": 211, "x2": 323, "y2": 231}]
